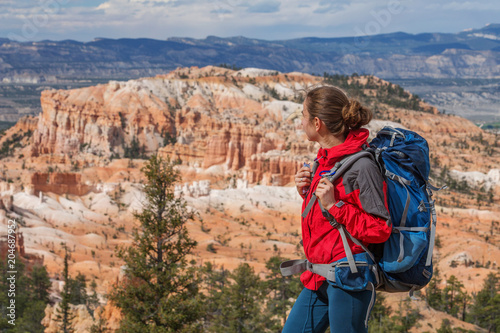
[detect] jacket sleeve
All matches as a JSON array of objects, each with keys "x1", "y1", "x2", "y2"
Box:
[{"x1": 328, "y1": 157, "x2": 392, "y2": 244}]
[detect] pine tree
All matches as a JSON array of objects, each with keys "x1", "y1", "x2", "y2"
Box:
[
  {"x1": 108, "y1": 155, "x2": 201, "y2": 333},
  {"x1": 443, "y1": 275, "x2": 466, "y2": 318},
  {"x1": 391, "y1": 298, "x2": 422, "y2": 332},
  {"x1": 87, "y1": 280, "x2": 100, "y2": 317},
  {"x1": 468, "y1": 272, "x2": 500, "y2": 332},
  {"x1": 436, "y1": 319, "x2": 453, "y2": 333},
  {"x1": 89, "y1": 307, "x2": 110, "y2": 333},
  {"x1": 68, "y1": 272, "x2": 88, "y2": 305},
  {"x1": 0, "y1": 258, "x2": 51, "y2": 332},
  {"x1": 426, "y1": 267, "x2": 444, "y2": 311},
  {"x1": 264, "y1": 255, "x2": 301, "y2": 330},
  {"x1": 54, "y1": 246, "x2": 75, "y2": 333},
  {"x1": 209, "y1": 263, "x2": 271, "y2": 333},
  {"x1": 199, "y1": 263, "x2": 228, "y2": 331},
  {"x1": 29, "y1": 264, "x2": 51, "y2": 303}
]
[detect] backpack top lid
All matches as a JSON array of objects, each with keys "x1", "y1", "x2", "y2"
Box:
[{"x1": 369, "y1": 127, "x2": 430, "y2": 180}]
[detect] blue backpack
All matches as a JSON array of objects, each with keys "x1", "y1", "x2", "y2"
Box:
[
  {"x1": 281, "y1": 127, "x2": 446, "y2": 297},
  {"x1": 369, "y1": 127, "x2": 445, "y2": 294}
]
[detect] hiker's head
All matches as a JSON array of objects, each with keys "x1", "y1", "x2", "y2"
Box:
[{"x1": 302, "y1": 86, "x2": 372, "y2": 139}]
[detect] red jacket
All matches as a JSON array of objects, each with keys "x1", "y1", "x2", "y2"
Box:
[{"x1": 300, "y1": 128, "x2": 392, "y2": 290}]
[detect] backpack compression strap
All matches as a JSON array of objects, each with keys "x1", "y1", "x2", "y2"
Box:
[{"x1": 425, "y1": 182, "x2": 447, "y2": 266}]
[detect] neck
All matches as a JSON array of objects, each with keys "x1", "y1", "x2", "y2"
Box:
[{"x1": 318, "y1": 134, "x2": 345, "y2": 149}]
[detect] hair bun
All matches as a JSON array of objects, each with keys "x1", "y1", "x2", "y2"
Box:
[{"x1": 341, "y1": 99, "x2": 372, "y2": 130}]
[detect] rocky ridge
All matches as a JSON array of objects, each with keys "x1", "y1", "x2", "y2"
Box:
[{"x1": 1, "y1": 24, "x2": 500, "y2": 82}]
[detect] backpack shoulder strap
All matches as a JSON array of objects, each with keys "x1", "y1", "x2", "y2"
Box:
[{"x1": 301, "y1": 150, "x2": 373, "y2": 218}]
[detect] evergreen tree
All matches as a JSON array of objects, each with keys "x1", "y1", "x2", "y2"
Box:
[
  {"x1": 468, "y1": 272, "x2": 500, "y2": 332},
  {"x1": 29, "y1": 264, "x2": 51, "y2": 303},
  {"x1": 87, "y1": 280, "x2": 100, "y2": 317},
  {"x1": 443, "y1": 275, "x2": 466, "y2": 318},
  {"x1": 209, "y1": 263, "x2": 271, "y2": 333},
  {"x1": 436, "y1": 319, "x2": 453, "y2": 333},
  {"x1": 199, "y1": 263, "x2": 229, "y2": 331},
  {"x1": 426, "y1": 267, "x2": 444, "y2": 311},
  {"x1": 89, "y1": 307, "x2": 110, "y2": 333},
  {"x1": 264, "y1": 255, "x2": 301, "y2": 330},
  {"x1": 68, "y1": 272, "x2": 88, "y2": 305},
  {"x1": 13, "y1": 263, "x2": 52, "y2": 333},
  {"x1": 12, "y1": 300, "x2": 48, "y2": 333},
  {"x1": 108, "y1": 155, "x2": 201, "y2": 333},
  {"x1": 369, "y1": 293, "x2": 398, "y2": 333},
  {"x1": 54, "y1": 246, "x2": 75, "y2": 333},
  {"x1": 391, "y1": 298, "x2": 422, "y2": 332},
  {"x1": 0, "y1": 257, "x2": 52, "y2": 333}
]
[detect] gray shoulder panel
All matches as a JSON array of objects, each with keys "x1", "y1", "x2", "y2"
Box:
[{"x1": 342, "y1": 157, "x2": 390, "y2": 221}]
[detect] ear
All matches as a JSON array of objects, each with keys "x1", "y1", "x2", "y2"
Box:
[{"x1": 314, "y1": 117, "x2": 322, "y2": 132}]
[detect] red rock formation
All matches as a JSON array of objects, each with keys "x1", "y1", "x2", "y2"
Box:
[
  {"x1": 31, "y1": 84, "x2": 174, "y2": 157},
  {"x1": 0, "y1": 231, "x2": 44, "y2": 272},
  {"x1": 31, "y1": 172, "x2": 93, "y2": 196},
  {"x1": 22, "y1": 65, "x2": 500, "y2": 186}
]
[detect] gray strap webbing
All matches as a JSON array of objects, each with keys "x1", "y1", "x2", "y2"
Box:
[
  {"x1": 393, "y1": 227, "x2": 429, "y2": 232},
  {"x1": 338, "y1": 226, "x2": 358, "y2": 274},
  {"x1": 280, "y1": 259, "x2": 373, "y2": 283},
  {"x1": 389, "y1": 133, "x2": 396, "y2": 147},
  {"x1": 424, "y1": 182, "x2": 445, "y2": 267},
  {"x1": 378, "y1": 128, "x2": 406, "y2": 140},
  {"x1": 418, "y1": 200, "x2": 427, "y2": 212},
  {"x1": 364, "y1": 282, "x2": 376, "y2": 328},
  {"x1": 301, "y1": 194, "x2": 317, "y2": 218},
  {"x1": 385, "y1": 170, "x2": 411, "y2": 228},
  {"x1": 426, "y1": 201, "x2": 438, "y2": 266},
  {"x1": 343, "y1": 227, "x2": 376, "y2": 263},
  {"x1": 280, "y1": 259, "x2": 307, "y2": 277},
  {"x1": 300, "y1": 161, "x2": 320, "y2": 218},
  {"x1": 371, "y1": 265, "x2": 380, "y2": 286},
  {"x1": 427, "y1": 183, "x2": 447, "y2": 192},
  {"x1": 308, "y1": 262, "x2": 337, "y2": 282},
  {"x1": 301, "y1": 151, "x2": 373, "y2": 218}
]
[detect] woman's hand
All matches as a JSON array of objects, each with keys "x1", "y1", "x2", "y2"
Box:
[
  {"x1": 295, "y1": 165, "x2": 311, "y2": 198},
  {"x1": 315, "y1": 178, "x2": 336, "y2": 211}
]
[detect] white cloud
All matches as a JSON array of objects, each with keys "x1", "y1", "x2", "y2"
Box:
[{"x1": 0, "y1": 0, "x2": 498, "y2": 41}]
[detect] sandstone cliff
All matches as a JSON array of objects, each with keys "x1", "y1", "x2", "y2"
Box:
[{"x1": 21, "y1": 65, "x2": 500, "y2": 188}]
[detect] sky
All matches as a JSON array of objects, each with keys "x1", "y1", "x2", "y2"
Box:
[{"x1": 1, "y1": 0, "x2": 499, "y2": 42}]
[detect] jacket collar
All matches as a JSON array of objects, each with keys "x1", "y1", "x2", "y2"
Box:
[{"x1": 316, "y1": 128, "x2": 369, "y2": 167}]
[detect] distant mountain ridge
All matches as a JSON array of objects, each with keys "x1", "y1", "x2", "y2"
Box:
[{"x1": 1, "y1": 24, "x2": 500, "y2": 82}]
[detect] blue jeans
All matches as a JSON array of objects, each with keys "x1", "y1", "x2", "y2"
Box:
[{"x1": 282, "y1": 282, "x2": 373, "y2": 333}]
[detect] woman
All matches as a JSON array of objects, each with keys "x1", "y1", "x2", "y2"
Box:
[{"x1": 283, "y1": 86, "x2": 392, "y2": 333}]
